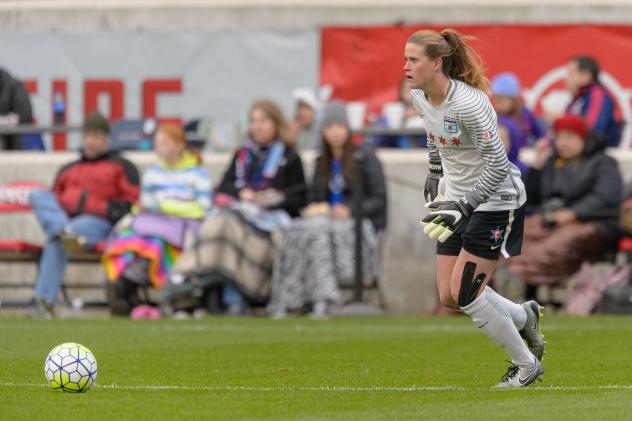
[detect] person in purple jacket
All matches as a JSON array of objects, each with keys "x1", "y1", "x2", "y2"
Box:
[
  {"x1": 491, "y1": 72, "x2": 544, "y2": 147},
  {"x1": 498, "y1": 116, "x2": 527, "y2": 175}
]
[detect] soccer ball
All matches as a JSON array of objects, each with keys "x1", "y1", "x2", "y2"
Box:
[{"x1": 44, "y1": 343, "x2": 98, "y2": 392}]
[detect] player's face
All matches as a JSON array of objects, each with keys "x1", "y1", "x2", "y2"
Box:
[
  {"x1": 554, "y1": 129, "x2": 585, "y2": 160},
  {"x1": 249, "y1": 108, "x2": 277, "y2": 146},
  {"x1": 404, "y1": 43, "x2": 441, "y2": 89}
]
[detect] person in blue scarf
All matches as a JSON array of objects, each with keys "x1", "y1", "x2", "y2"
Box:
[{"x1": 164, "y1": 100, "x2": 307, "y2": 316}]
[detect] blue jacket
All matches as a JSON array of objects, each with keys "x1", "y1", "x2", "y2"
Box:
[{"x1": 567, "y1": 83, "x2": 620, "y2": 147}]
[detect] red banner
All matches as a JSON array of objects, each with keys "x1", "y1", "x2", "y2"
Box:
[{"x1": 321, "y1": 25, "x2": 632, "y2": 146}]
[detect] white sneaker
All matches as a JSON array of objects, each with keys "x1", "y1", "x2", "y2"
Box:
[{"x1": 495, "y1": 357, "x2": 544, "y2": 388}]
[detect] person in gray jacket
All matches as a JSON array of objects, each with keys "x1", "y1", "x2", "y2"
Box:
[{"x1": 504, "y1": 114, "x2": 622, "y2": 286}]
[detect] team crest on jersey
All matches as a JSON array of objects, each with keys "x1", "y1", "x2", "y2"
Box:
[
  {"x1": 444, "y1": 116, "x2": 459, "y2": 133},
  {"x1": 489, "y1": 226, "x2": 505, "y2": 246}
]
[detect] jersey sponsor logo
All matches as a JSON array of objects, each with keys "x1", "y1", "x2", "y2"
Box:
[{"x1": 444, "y1": 116, "x2": 459, "y2": 133}]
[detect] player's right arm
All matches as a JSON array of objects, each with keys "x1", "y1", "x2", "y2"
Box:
[
  {"x1": 410, "y1": 89, "x2": 443, "y2": 203},
  {"x1": 425, "y1": 138, "x2": 443, "y2": 203}
]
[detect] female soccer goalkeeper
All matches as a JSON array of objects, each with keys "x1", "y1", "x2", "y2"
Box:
[{"x1": 405, "y1": 29, "x2": 545, "y2": 388}]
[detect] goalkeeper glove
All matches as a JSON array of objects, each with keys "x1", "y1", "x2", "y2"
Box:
[
  {"x1": 424, "y1": 159, "x2": 443, "y2": 203},
  {"x1": 420, "y1": 197, "x2": 474, "y2": 242}
]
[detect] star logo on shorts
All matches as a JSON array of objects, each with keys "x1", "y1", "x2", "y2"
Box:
[
  {"x1": 439, "y1": 136, "x2": 446, "y2": 145},
  {"x1": 428, "y1": 132, "x2": 435, "y2": 141},
  {"x1": 489, "y1": 226, "x2": 505, "y2": 249},
  {"x1": 451, "y1": 137, "x2": 460, "y2": 146}
]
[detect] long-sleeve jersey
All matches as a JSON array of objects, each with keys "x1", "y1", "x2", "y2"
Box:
[{"x1": 411, "y1": 79, "x2": 526, "y2": 212}]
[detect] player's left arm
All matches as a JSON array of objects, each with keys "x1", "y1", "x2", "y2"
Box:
[{"x1": 458, "y1": 93, "x2": 510, "y2": 209}]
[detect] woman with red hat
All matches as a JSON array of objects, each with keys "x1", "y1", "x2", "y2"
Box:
[{"x1": 503, "y1": 114, "x2": 622, "y2": 288}]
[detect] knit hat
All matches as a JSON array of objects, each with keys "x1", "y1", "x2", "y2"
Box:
[
  {"x1": 554, "y1": 114, "x2": 589, "y2": 140},
  {"x1": 491, "y1": 72, "x2": 521, "y2": 97},
  {"x1": 321, "y1": 100, "x2": 349, "y2": 129},
  {"x1": 82, "y1": 111, "x2": 110, "y2": 136}
]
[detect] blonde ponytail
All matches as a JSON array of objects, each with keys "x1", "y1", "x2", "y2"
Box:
[{"x1": 407, "y1": 29, "x2": 490, "y2": 94}]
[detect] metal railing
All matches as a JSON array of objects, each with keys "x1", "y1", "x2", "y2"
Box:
[{"x1": 0, "y1": 125, "x2": 82, "y2": 135}]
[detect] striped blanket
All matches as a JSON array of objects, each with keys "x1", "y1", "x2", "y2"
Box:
[{"x1": 102, "y1": 228, "x2": 181, "y2": 288}]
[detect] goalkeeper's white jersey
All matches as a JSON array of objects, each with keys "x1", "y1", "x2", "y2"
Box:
[{"x1": 411, "y1": 79, "x2": 526, "y2": 212}]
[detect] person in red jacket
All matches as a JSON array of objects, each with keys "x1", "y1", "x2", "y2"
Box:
[{"x1": 29, "y1": 112, "x2": 140, "y2": 318}]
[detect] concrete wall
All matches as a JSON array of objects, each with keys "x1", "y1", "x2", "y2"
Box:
[{"x1": 2, "y1": 149, "x2": 632, "y2": 313}]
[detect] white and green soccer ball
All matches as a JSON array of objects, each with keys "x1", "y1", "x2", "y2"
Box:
[{"x1": 44, "y1": 343, "x2": 98, "y2": 392}]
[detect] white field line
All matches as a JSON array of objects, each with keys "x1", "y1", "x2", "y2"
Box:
[
  {"x1": 3, "y1": 321, "x2": 632, "y2": 335},
  {"x1": 131, "y1": 323, "x2": 632, "y2": 334},
  {"x1": 1, "y1": 382, "x2": 632, "y2": 392}
]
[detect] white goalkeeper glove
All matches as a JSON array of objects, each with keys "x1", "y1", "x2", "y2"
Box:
[{"x1": 420, "y1": 196, "x2": 474, "y2": 242}]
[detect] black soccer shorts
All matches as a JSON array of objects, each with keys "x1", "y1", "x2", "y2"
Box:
[{"x1": 436, "y1": 204, "x2": 525, "y2": 260}]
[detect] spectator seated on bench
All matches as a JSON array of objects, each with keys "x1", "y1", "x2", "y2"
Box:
[
  {"x1": 163, "y1": 99, "x2": 307, "y2": 316},
  {"x1": 29, "y1": 112, "x2": 139, "y2": 318},
  {"x1": 267, "y1": 101, "x2": 387, "y2": 319},
  {"x1": 102, "y1": 123, "x2": 212, "y2": 318},
  {"x1": 501, "y1": 115, "x2": 622, "y2": 289}
]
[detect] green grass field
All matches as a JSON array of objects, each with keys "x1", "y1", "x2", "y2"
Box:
[{"x1": 1, "y1": 315, "x2": 631, "y2": 420}]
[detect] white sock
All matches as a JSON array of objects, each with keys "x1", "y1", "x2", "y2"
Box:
[
  {"x1": 461, "y1": 287, "x2": 534, "y2": 367},
  {"x1": 483, "y1": 286, "x2": 527, "y2": 330}
]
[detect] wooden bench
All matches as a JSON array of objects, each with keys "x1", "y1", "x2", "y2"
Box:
[{"x1": 0, "y1": 239, "x2": 107, "y2": 308}]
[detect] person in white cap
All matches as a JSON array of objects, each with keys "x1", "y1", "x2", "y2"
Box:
[{"x1": 290, "y1": 87, "x2": 321, "y2": 151}]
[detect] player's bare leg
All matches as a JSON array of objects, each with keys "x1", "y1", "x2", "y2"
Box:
[{"x1": 436, "y1": 254, "x2": 459, "y2": 309}]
